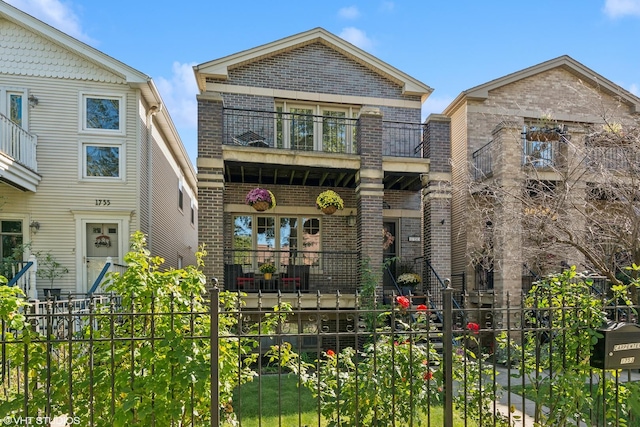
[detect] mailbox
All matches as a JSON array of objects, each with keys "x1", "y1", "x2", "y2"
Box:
[{"x1": 591, "y1": 322, "x2": 640, "y2": 370}]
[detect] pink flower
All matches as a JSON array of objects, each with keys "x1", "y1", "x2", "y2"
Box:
[
  {"x1": 466, "y1": 322, "x2": 480, "y2": 334},
  {"x1": 395, "y1": 295, "x2": 410, "y2": 309}
]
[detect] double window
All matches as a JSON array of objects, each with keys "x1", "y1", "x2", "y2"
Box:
[
  {"x1": 80, "y1": 93, "x2": 125, "y2": 180},
  {"x1": 275, "y1": 102, "x2": 358, "y2": 154}
]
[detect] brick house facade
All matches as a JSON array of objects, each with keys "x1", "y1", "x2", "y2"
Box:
[
  {"x1": 444, "y1": 55, "x2": 640, "y2": 307},
  {"x1": 194, "y1": 28, "x2": 450, "y2": 305}
]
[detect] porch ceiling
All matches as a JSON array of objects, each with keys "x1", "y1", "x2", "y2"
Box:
[{"x1": 224, "y1": 161, "x2": 423, "y2": 190}]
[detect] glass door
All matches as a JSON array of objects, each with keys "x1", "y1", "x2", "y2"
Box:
[{"x1": 85, "y1": 222, "x2": 119, "y2": 292}]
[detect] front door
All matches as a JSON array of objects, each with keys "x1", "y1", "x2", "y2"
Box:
[{"x1": 85, "y1": 222, "x2": 119, "y2": 292}]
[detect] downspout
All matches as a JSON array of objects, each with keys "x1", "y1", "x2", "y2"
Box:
[{"x1": 146, "y1": 104, "x2": 161, "y2": 250}]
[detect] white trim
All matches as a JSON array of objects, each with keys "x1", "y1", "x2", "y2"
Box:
[
  {"x1": 0, "y1": 87, "x2": 29, "y2": 130},
  {"x1": 79, "y1": 92, "x2": 126, "y2": 136},
  {"x1": 71, "y1": 210, "x2": 132, "y2": 293}
]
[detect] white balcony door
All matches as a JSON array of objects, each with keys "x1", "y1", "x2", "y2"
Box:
[{"x1": 85, "y1": 222, "x2": 120, "y2": 292}]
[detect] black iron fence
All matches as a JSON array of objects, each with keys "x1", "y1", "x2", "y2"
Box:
[{"x1": 2, "y1": 289, "x2": 639, "y2": 426}]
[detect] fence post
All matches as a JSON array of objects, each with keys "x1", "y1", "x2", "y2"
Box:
[
  {"x1": 210, "y1": 280, "x2": 219, "y2": 427},
  {"x1": 442, "y1": 279, "x2": 453, "y2": 427},
  {"x1": 28, "y1": 254, "x2": 37, "y2": 300}
]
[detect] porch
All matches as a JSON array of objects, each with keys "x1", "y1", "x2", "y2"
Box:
[{"x1": 223, "y1": 248, "x2": 360, "y2": 294}]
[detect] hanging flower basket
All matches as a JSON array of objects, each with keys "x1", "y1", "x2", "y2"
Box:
[
  {"x1": 526, "y1": 128, "x2": 561, "y2": 142},
  {"x1": 245, "y1": 188, "x2": 276, "y2": 211},
  {"x1": 321, "y1": 205, "x2": 338, "y2": 215},
  {"x1": 316, "y1": 190, "x2": 344, "y2": 215}
]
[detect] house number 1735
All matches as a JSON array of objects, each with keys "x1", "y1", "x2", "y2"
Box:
[{"x1": 95, "y1": 199, "x2": 111, "y2": 206}]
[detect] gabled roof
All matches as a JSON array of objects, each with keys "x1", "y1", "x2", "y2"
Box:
[
  {"x1": 0, "y1": 1, "x2": 196, "y2": 187},
  {"x1": 444, "y1": 55, "x2": 640, "y2": 115},
  {"x1": 194, "y1": 27, "x2": 433, "y2": 101}
]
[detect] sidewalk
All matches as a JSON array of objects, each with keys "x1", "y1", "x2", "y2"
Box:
[{"x1": 491, "y1": 365, "x2": 640, "y2": 426}]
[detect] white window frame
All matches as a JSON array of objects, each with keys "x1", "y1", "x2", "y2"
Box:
[
  {"x1": 178, "y1": 179, "x2": 184, "y2": 212},
  {"x1": 80, "y1": 140, "x2": 125, "y2": 181},
  {"x1": 80, "y1": 92, "x2": 125, "y2": 135},
  {"x1": 0, "y1": 87, "x2": 29, "y2": 130},
  {"x1": 275, "y1": 101, "x2": 358, "y2": 153}
]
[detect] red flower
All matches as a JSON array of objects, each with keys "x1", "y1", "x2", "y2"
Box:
[
  {"x1": 466, "y1": 322, "x2": 480, "y2": 334},
  {"x1": 416, "y1": 304, "x2": 428, "y2": 312},
  {"x1": 423, "y1": 371, "x2": 434, "y2": 381},
  {"x1": 395, "y1": 295, "x2": 410, "y2": 309},
  {"x1": 326, "y1": 349, "x2": 335, "y2": 357}
]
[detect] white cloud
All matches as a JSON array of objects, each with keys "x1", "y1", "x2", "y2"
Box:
[
  {"x1": 603, "y1": 0, "x2": 640, "y2": 18},
  {"x1": 5, "y1": 0, "x2": 95, "y2": 43},
  {"x1": 338, "y1": 6, "x2": 360, "y2": 19},
  {"x1": 380, "y1": 1, "x2": 395, "y2": 12},
  {"x1": 155, "y1": 62, "x2": 199, "y2": 131},
  {"x1": 630, "y1": 83, "x2": 639, "y2": 95},
  {"x1": 422, "y1": 95, "x2": 455, "y2": 119},
  {"x1": 339, "y1": 27, "x2": 374, "y2": 51}
]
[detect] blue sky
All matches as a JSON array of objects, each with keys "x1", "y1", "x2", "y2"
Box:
[{"x1": 6, "y1": 0, "x2": 640, "y2": 165}]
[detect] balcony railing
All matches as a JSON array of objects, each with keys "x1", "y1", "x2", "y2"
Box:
[
  {"x1": 223, "y1": 108, "x2": 358, "y2": 154},
  {"x1": 472, "y1": 140, "x2": 493, "y2": 180},
  {"x1": 223, "y1": 248, "x2": 359, "y2": 293},
  {"x1": 587, "y1": 146, "x2": 638, "y2": 171},
  {"x1": 0, "y1": 113, "x2": 37, "y2": 170},
  {"x1": 382, "y1": 120, "x2": 424, "y2": 158}
]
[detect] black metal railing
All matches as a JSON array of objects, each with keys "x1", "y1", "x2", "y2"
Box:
[
  {"x1": 223, "y1": 248, "x2": 359, "y2": 293},
  {"x1": 4, "y1": 290, "x2": 637, "y2": 426},
  {"x1": 587, "y1": 145, "x2": 638, "y2": 172},
  {"x1": 472, "y1": 140, "x2": 493, "y2": 180},
  {"x1": 223, "y1": 107, "x2": 359, "y2": 154},
  {"x1": 382, "y1": 120, "x2": 424, "y2": 158}
]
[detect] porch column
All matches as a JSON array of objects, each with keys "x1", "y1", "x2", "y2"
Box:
[
  {"x1": 422, "y1": 114, "x2": 452, "y2": 301},
  {"x1": 356, "y1": 107, "x2": 384, "y2": 300},
  {"x1": 197, "y1": 92, "x2": 226, "y2": 289},
  {"x1": 491, "y1": 122, "x2": 523, "y2": 308}
]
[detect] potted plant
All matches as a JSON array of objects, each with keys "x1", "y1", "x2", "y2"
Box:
[
  {"x1": 245, "y1": 188, "x2": 276, "y2": 211},
  {"x1": 36, "y1": 251, "x2": 69, "y2": 299},
  {"x1": 316, "y1": 190, "x2": 344, "y2": 215},
  {"x1": 397, "y1": 272, "x2": 421, "y2": 295},
  {"x1": 259, "y1": 262, "x2": 277, "y2": 280}
]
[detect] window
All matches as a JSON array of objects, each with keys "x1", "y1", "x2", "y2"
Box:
[
  {"x1": 0, "y1": 220, "x2": 23, "y2": 261},
  {"x1": 276, "y1": 102, "x2": 358, "y2": 153},
  {"x1": 82, "y1": 94, "x2": 124, "y2": 133},
  {"x1": 232, "y1": 215, "x2": 321, "y2": 269},
  {"x1": 190, "y1": 203, "x2": 195, "y2": 225},
  {"x1": 83, "y1": 143, "x2": 121, "y2": 178},
  {"x1": 178, "y1": 180, "x2": 184, "y2": 211},
  {"x1": 0, "y1": 88, "x2": 28, "y2": 130}
]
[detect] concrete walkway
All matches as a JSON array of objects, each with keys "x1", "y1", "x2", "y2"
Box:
[{"x1": 490, "y1": 365, "x2": 640, "y2": 426}]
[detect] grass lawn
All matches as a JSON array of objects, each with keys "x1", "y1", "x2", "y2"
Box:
[{"x1": 226, "y1": 373, "x2": 470, "y2": 426}]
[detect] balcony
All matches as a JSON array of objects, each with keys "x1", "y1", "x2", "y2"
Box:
[
  {"x1": 0, "y1": 113, "x2": 40, "y2": 191},
  {"x1": 221, "y1": 108, "x2": 428, "y2": 190},
  {"x1": 472, "y1": 140, "x2": 493, "y2": 181},
  {"x1": 224, "y1": 108, "x2": 358, "y2": 154},
  {"x1": 223, "y1": 248, "x2": 359, "y2": 294}
]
